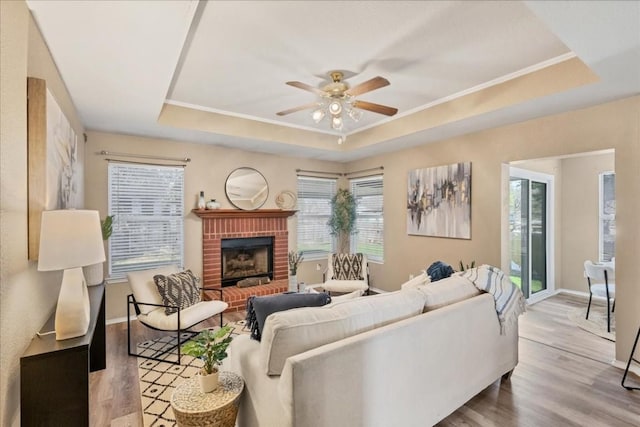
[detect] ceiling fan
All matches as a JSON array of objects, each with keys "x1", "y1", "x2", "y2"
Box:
[{"x1": 277, "y1": 71, "x2": 398, "y2": 131}]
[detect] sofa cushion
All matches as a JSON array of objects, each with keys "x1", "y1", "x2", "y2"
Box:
[
  {"x1": 260, "y1": 288, "x2": 427, "y2": 375},
  {"x1": 138, "y1": 300, "x2": 228, "y2": 330},
  {"x1": 247, "y1": 293, "x2": 332, "y2": 341},
  {"x1": 400, "y1": 272, "x2": 431, "y2": 290},
  {"x1": 416, "y1": 274, "x2": 481, "y2": 311},
  {"x1": 127, "y1": 265, "x2": 180, "y2": 314},
  {"x1": 154, "y1": 269, "x2": 202, "y2": 315}
]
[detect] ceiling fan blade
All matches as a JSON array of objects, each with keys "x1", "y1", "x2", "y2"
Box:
[
  {"x1": 345, "y1": 76, "x2": 390, "y2": 97},
  {"x1": 286, "y1": 81, "x2": 326, "y2": 96},
  {"x1": 276, "y1": 102, "x2": 318, "y2": 116},
  {"x1": 352, "y1": 100, "x2": 398, "y2": 116}
]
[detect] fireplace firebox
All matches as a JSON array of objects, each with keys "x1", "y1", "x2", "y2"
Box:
[{"x1": 221, "y1": 236, "x2": 274, "y2": 287}]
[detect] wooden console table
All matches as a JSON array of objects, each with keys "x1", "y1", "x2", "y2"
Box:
[{"x1": 20, "y1": 284, "x2": 106, "y2": 426}]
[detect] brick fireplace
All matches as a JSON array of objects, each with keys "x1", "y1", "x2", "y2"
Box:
[{"x1": 193, "y1": 209, "x2": 296, "y2": 312}]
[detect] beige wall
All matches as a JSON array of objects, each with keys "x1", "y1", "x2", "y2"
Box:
[
  {"x1": 561, "y1": 152, "x2": 615, "y2": 292},
  {"x1": 347, "y1": 97, "x2": 639, "y2": 363},
  {"x1": 83, "y1": 131, "x2": 343, "y2": 320},
  {"x1": 0, "y1": 3, "x2": 86, "y2": 425}
]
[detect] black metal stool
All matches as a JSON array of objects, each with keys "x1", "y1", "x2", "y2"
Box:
[{"x1": 622, "y1": 324, "x2": 640, "y2": 390}]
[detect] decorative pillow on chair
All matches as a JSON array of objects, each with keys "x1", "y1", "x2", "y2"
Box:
[
  {"x1": 246, "y1": 293, "x2": 331, "y2": 341},
  {"x1": 332, "y1": 253, "x2": 364, "y2": 280},
  {"x1": 153, "y1": 270, "x2": 202, "y2": 315}
]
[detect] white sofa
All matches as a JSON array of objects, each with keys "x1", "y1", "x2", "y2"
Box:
[{"x1": 227, "y1": 274, "x2": 519, "y2": 427}]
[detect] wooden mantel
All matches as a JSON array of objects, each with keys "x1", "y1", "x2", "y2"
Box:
[{"x1": 192, "y1": 209, "x2": 296, "y2": 219}]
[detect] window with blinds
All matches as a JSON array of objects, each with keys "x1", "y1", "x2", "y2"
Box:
[
  {"x1": 350, "y1": 175, "x2": 384, "y2": 262},
  {"x1": 297, "y1": 176, "x2": 337, "y2": 259},
  {"x1": 108, "y1": 163, "x2": 184, "y2": 280}
]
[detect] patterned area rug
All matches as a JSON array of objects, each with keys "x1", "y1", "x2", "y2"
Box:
[
  {"x1": 137, "y1": 321, "x2": 250, "y2": 427},
  {"x1": 568, "y1": 306, "x2": 616, "y2": 342}
]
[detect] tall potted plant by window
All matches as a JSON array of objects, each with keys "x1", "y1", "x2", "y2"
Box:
[
  {"x1": 181, "y1": 325, "x2": 233, "y2": 392},
  {"x1": 84, "y1": 215, "x2": 114, "y2": 285},
  {"x1": 327, "y1": 188, "x2": 356, "y2": 253}
]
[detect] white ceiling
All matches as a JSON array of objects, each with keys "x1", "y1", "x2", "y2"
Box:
[{"x1": 26, "y1": 1, "x2": 640, "y2": 162}]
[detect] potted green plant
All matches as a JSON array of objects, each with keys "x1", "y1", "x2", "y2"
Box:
[
  {"x1": 84, "y1": 215, "x2": 115, "y2": 285},
  {"x1": 288, "y1": 250, "x2": 303, "y2": 291},
  {"x1": 101, "y1": 215, "x2": 114, "y2": 240},
  {"x1": 458, "y1": 260, "x2": 476, "y2": 272},
  {"x1": 181, "y1": 325, "x2": 233, "y2": 392},
  {"x1": 327, "y1": 188, "x2": 356, "y2": 253}
]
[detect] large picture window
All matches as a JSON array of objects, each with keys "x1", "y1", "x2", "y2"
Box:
[
  {"x1": 296, "y1": 176, "x2": 337, "y2": 259},
  {"x1": 108, "y1": 163, "x2": 184, "y2": 280},
  {"x1": 350, "y1": 175, "x2": 384, "y2": 262},
  {"x1": 599, "y1": 171, "x2": 615, "y2": 262}
]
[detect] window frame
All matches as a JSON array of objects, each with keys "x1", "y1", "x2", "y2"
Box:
[
  {"x1": 107, "y1": 162, "x2": 185, "y2": 282},
  {"x1": 349, "y1": 175, "x2": 384, "y2": 263}
]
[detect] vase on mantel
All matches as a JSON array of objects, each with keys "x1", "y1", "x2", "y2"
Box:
[
  {"x1": 289, "y1": 273, "x2": 298, "y2": 292},
  {"x1": 197, "y1": 191, "x2": 206, "y2": 209}
]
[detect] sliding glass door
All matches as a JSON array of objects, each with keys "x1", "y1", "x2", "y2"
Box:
[{"x1": 509, "y1": 168, "x2": 553, "y2": 302}]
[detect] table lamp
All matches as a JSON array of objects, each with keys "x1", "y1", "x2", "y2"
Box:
[{"x1": 38, "y1": 210, "x2": 106, "y2": 340}]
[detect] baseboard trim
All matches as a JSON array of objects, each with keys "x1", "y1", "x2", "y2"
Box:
[
  {"x1": 107, "y1": 315, "x2": 135, "y2": 325},
  {"x1": 555, "y1": 288, "x2": 609, "y2": 303},
  {"x1": 613, "y1": 358, "x2": 640, "y2": 377}
]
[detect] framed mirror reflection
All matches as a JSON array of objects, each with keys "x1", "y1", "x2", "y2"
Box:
[{"x1": 225, "y1": 167, "x2": 269, "y2": 210}]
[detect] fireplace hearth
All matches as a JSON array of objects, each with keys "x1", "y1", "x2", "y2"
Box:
[{"x1": 221, "y1": 236, "x2": 273, "y2": 287}]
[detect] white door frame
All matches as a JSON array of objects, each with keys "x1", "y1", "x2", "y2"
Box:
[{"x1": 509, "y1": 166, "x2": 555, "y2": 304}]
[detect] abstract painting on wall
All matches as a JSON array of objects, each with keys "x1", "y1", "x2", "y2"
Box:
[
  {"x1": 27, "y1": 77, "x2": 81, "y2": 259},
  {"x1": 407, "y1": 162, "x2": 471, "y2": 239}
]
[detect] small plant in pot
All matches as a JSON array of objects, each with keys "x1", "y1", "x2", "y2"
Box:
[
  {"x1": 84, "y1": 215, "x2": 115, "y2": 285},
  {"x1": 181, "y1": 325, "x2": 233, "y2": 393}
]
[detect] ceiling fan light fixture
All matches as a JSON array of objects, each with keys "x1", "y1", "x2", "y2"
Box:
[
  {"x1": 331, "y1": 115, "x2": 343, "y2": 130},
  {"x1": 311, "y1": 108, "x2": 325, "y2": 123},
  {"x1": 347, "y1": 108, "x2": 363, "y2": 122},
  {"x1": 328, "y1": 100, "x2": 342, "y2": 115}
]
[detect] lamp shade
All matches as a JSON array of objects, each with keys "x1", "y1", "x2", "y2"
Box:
[{"x1": 38, "y1": 210, "x2": 106, "y2": 271}]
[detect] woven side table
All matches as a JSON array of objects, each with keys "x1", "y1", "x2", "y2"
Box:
[{"x1": 171, "y1": 371, "x2": 244, "y2": 427}]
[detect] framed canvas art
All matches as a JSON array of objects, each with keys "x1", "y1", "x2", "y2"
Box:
[
  {"x1": 407, "y1": 162, "x2": 471, "y2": 239},
  {"x1": 27, "y1": 77, "x2": 80, "y2": 259}
]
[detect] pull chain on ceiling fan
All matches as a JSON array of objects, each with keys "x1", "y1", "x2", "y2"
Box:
[{"x1": 277, "y1": 71, "x2": 398, "y2": 136}]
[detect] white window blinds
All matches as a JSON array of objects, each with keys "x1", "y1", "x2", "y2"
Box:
[
  {"x1": 108, "y1": 163, "x2": 184, "y2": 280},
  {"x1": 350, "y1": 175, "x2": 384, "y2": 262},
  {"x1": 297, "y1": 176, "x2": 337, "y2": 259}
]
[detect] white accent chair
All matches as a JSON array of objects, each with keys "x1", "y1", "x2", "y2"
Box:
[
  {"x1": 126, "y1": 265, "x2": 228, "y2": 364},
  {"x1": 322, "y1": 253, "x2": 369, "y2": 295},
  {"x1": 584, "y1": 260, "x2": 616, "y2": 333}
]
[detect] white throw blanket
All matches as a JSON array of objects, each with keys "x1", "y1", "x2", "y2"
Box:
[{"x1": 461, "y1": 265, "x2": 526, "y2": 334}]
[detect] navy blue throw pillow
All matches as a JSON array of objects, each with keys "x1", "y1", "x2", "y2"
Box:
[
  {"x1": 426, "y1": 261, "x2": 454, "y2": 282},
  {"x1": 246, "y1": 292, "x2": 331, "y2": 341}
]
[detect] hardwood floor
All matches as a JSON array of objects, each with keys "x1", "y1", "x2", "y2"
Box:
[{"x1": 91, "y1": 295, "x2": 639, "y2": 426}]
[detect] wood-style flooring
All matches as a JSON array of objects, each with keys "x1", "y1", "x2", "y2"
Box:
[{"x1": 91, "y1": 294, "x2": 639, "y2": 426}]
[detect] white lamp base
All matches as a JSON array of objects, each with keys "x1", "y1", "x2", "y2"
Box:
[{"x1": 55, "y1": 267, "x2": 91, "y2": 340}]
